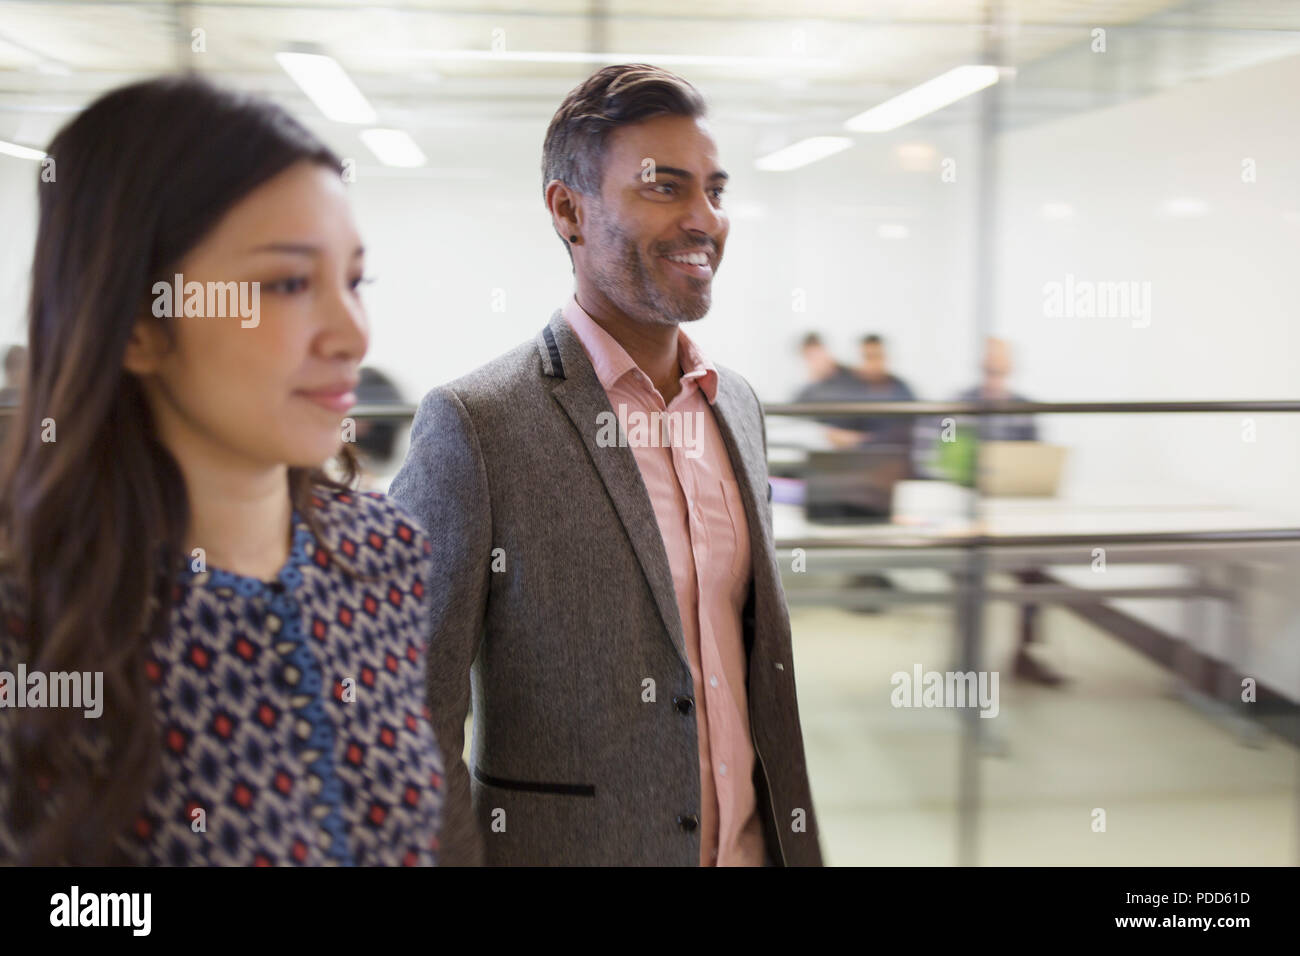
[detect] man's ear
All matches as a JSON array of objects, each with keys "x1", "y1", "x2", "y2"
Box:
[
  {"x1": 545, "y1": 179, "x2": 583, "y2": 242},
  {"x1": 121, "y1": 315, "x2": 167, "y2": 376}
]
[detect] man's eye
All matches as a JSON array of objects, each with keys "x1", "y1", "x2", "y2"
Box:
[
  {"x1": 652, "y1": 183, "x2": 676, "y2": 195},
  {"x1": 266, "y1": 276, "x2": 309, "y2": 294},
  {"x1": 350, "y1": 274, "x2": 375, "y2": 291},
  {"x1": 710, "y1": 187, "x2": 725, "y2": 201}
]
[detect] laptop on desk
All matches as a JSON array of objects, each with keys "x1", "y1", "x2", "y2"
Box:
[
  {"x1": 977, "y1": 441, "x2": 1067, "y2": 497},
  {"x1": 804, "y1": 446, "x2": 911, "y2": 524}
]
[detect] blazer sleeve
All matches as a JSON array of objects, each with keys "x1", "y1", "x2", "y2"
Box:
[{"x1": 388, "y1": 386, "x2": 491, "y2": 866}]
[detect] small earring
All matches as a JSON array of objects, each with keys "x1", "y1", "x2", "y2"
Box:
[{"x1": 569, "y1": 234, "x2": 578, "y2": 243}]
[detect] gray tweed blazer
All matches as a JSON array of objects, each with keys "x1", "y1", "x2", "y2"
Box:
[{"x1": 389, "y1": 309, "x2": 823, "y2": 866}]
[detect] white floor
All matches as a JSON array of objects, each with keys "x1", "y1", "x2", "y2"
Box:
[{"x1": 791, "y1": 598, "x2": 1300, "y2": 866}]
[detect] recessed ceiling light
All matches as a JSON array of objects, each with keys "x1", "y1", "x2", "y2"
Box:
[
  {"x1": 359, "y1": 128, "x2": 427, "y2": 168},
  {"x1": 755, "y1": 136, "x2": 853, "y2": 172},
  {"x1": 1162, "y1": 197, "x2": 1210, "y2": 218},
  {"x1": 0, "y1": 139, "x2": 45, "y2": 161},
  {"x1": 276, "y1": 52, "x2": 377, "y2": 124},
  {"x1": 846, "y1": 65, "x2": 1004, "y2": 132}
]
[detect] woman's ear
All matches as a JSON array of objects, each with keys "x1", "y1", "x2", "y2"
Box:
[{"x1": 121, "y1": 316, "x2": 166, "y2": 376}]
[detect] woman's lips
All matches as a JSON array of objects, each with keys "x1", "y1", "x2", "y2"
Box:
[{"x1": 295, "y1": 387, "x2": 357, "y2": 413}]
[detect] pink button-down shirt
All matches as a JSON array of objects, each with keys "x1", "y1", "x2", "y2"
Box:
[{"x1": 564, "y1": 295, "x2": 766, "y2": 867}]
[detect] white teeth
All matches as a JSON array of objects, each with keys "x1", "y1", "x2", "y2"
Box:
[{"x1": 667, "y1": 252, "x2": 709, "y2": 266}]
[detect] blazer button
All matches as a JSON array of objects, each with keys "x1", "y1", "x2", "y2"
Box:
[
  {"x1": 673, "y1": 695, "x2": 694, "y2": 715},
  {"x1": 677, "y1": 813, "x2": 699, "y2": 832}
]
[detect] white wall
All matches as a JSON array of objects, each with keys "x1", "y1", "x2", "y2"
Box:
[{"x1": 991, "y1": 52, "x2": 1300, "y2": 699}]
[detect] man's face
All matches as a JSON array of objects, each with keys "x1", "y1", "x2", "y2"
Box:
[
  {"x1": 582, "y1": 113, "x2": 729, "y2": 326},
  {"x1": 803, "y1": 343, "x2": 836, "y2": 380},
  {"x1": 983, "y1": 337, "x2": 1013, "y2": 380},
  {"x1": 862, "y1": 342, "x2": 887, "y2": 379}
]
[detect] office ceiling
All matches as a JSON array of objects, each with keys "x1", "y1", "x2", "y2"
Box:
[{"x1": 0, "y1": 0, "x2": 1297, "y2": 161}]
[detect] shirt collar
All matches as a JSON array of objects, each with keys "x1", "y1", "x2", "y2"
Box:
[{"x1": 561, "y1": 294, "x2": 719, "y2": 404}]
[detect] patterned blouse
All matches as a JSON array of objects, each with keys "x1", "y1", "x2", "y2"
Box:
[{"x1": 0, "y1": 488, "x2": 444, "y2": 865}]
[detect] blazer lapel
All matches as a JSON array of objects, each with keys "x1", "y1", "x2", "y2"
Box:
[
  {"x1": 709, "y1": 374, "x2": 774, "y2": 562},
  {"x1": 537, "y1": 311, "x2": 689, "y2": 667}
]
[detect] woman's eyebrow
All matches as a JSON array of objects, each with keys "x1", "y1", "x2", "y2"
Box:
[
  {"x1": 245, "y1": 243, "x2": 365, "y2": 258},
  {"x1": 248, "y1": 242, "x2": 319, "y2": 256}
]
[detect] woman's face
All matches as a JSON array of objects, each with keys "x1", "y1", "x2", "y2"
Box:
[{"x1": 127, "y1": 160, "x2": 369, "y2": 470}]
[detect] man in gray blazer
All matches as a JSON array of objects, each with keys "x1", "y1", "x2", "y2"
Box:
[{"x1": 390, "y1": 64, "x2": 822, "y2": 866}]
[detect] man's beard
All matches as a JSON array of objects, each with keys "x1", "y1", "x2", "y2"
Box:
[{"x1": 588, "y1": 214, "x2": 713, "y2": 326}]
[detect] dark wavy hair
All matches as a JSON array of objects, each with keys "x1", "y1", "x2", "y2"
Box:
[
  {"x1": 0, "y1": 73, "x2": 358, "y2": 864},
  {"x1": 541, "y1": 63, "x2": 707, "y2": 198},
  {"x1": 541, "y1": 64, "x2": 706, "y2": 262}
]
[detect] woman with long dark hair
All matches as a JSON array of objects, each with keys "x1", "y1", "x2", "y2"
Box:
[{"x1": 0, "y1": 75, "x2": 443, "y2": 865}]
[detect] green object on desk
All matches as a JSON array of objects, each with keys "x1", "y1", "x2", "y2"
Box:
[{"x1": 936, "y1": 425, "x2": 978, "y2": 487}]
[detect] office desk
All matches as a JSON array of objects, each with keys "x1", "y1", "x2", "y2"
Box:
[{"x1": 773, "y1": 488, "x2": 1300, "y2": 738}]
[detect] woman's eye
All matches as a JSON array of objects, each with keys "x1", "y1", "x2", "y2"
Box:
[{"x1": 266, "y1": 276, "x2": 309, "y2": 294}]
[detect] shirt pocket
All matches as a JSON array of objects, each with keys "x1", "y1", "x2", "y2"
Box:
[{"x1": 719, "y1": 479, "x2": 751, "y2": 581}]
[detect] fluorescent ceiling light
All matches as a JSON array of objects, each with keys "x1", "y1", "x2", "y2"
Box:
[
  {"x1": 360, "y1": 128, "x2": 426, "y2": 168},
  {"x1": 896, "y1": 142, "x2": 937, "y2": 171},
  {"x1": 1041, "y1": 201, "x2": 1074, "y2": 221},
  {"x1": 0, "y1": 139, "x2": 45, "y2": 161},
  {"x1": 276, "y1": 52, "x2": 377, "y2": 124},
  {"x1": 755, "y1": 136, "x2": 852, "y2": 172},
  {"x1": 1162, "y1": 197, "x2": 1209, "y2": 218},
  {"x1": 845, "y1": 65, "x2": 1002, "y2": 132}
]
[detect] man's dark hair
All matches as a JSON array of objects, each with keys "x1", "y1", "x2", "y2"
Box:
[
  {"x1": 861, "y1": 334, "x2": 884, "y2": 347},
  {"x1": 800, "y1": 332, "x2": 824, "y2": 350},
  {"x1": 542, "y1": 63, "x2": 707, "y2": 200}
]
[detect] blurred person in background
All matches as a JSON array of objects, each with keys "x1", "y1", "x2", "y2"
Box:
[
  {"x1": 0, "y1": 345, "x2": 24, "y2": 451},
  {"x1": 793, "y1": 331, "x2": 876, "y2": 435},
  {"x1": 846, "y1": 333, "x2": 917, "y2": 448},
  {"x1": 915, "y1": 336, "x2": 1041, "y2": 476},
  {"x1": 0, "y1": 76, "x2": 445, "y2": 865},
  {"x1": 794, "y1": 332, "x2": 857, "y2": 400},
  {"x1": 0, "y1": 345, "x2": 26, "y2": 405},
  {"x1": 957, "y1": 336, "x2": 1063, "y2": 686},
  {"x1": 955, "y1": 336, "x2": 1037, "y2": 441},
  {"x1": 351, "y1": 366, "x2": 410, "y2": 491},
  {"x1": 392, "y1": 63, "x2": 822, "y2": 867}
]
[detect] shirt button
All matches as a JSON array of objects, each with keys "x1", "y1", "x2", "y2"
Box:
[
  {"x1": 720, "y1": 763, "x2": 728, "y2": 776},
  {"x1": 709, "y1": 675, "x2": 718, "y2": 688}
]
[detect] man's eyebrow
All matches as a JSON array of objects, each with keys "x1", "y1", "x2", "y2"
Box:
[{"x1": 642, "y1": 166, "x2": 729, "y2": 183}]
